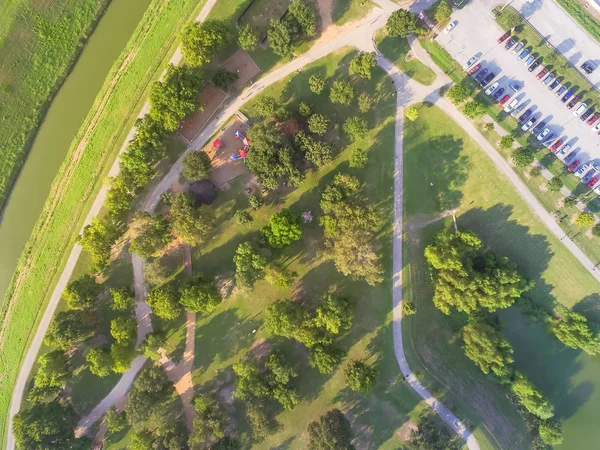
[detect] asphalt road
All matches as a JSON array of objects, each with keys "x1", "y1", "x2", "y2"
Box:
[{"x1": 436, "y1": 0, "x2": 600, "y2": 167}]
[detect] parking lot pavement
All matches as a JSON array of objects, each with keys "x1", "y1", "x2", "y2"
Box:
[{"x1": 436, "y1": 0, "x2": 600, "y2": 165}]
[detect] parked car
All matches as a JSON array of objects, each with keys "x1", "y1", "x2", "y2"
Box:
[
  {"x1": 575, "y1": 162, "x2": 590, "y2": 178},
  {"x1": 550, "y1": 139, "x2": 564, "y2": 152},
  {"x1": 521, "y1": 117, "x2": 537, "y2": 131},
  {"x1": 562, "y1": 89, "x2": 574, "y2": 103},
  {"x1": 556, "y1": 85, "x2": 567, "y2": 97},
  {"x1": 594, "y1": 184, "x2": 600, "y2": 195},
  {"x1": 537, "y1": 127, "x2": 551, "y2": 141},
  {"x1": 581, "y1": 108, "x2": 594, "y2": 121},
  {"x1": 588, "y1": 113, "x2": 600, "y2": 126},
  {"x1": 582, "y1": 170, "x2": 597, "y2": 184},
  {"x1": 587, "y1": 176, "x2": 599, "y2": 189},
  {"x1": 475, "y1": 68, "x2": 489, "y2": 84},
  {"x1": 542, "y1": 73, "x2": 555, "y2": 86},
  {"x1": 582, "y1": 61, "x2": 596, "y2": 74},
  {"x1": 536, "y1": 68, "x2": 549, "y2": 80},
  {"x1": 469, "y1": 63, "x2": 482, "y2": 75},
  {"x1": 518, "y1": 48, "x2": 530, "y2": 60},
  {"x1": 549, "y1": 78, "x2": 561, "y2": 90},
  {"x1": 498, "y1": 30, "x2": 511, "y2": 43},
  {"x1": 532, "y1": 120, "x2": 547, "y2": 134},
  {"x1": 524, "y1": 55, "x2": 535, "y2": 66},
  {"x1": 593, "y1": 121, "x2": 600, "y2": 132},
  {"x1": 528, "y1": 60, "x2": 541, "y2": 72},
  {"x1": 511, "y1": 102, "x2": 528, "y2": 117},
  {"x1": 481, "y1": 72, "x2": 495, "y2": 87},
  {"x1": 543, "y1": 134, "x2": 556, "y2": 147},
  {"x1": 518, "y1": 108, "x2": 533, "y2": 123},
  {"x1": 444, "y1": 21, "x2": 457, "y2": 34},
  {"x1": 463, "y1": 55, "x2": 479, "y2": 70},
  {"x1": 499, "y1": 94, "x2": 511, "y2": 106},
  {"x1": 567, "y1": 95, "x2": 582, "y2": 109},
  {"x1": 492, "y1": 87, "x2": 505, "y2": 101},
  {"x1": 568, "y1": 159, "x2": 581, "y2": 172},
  {"x1": 564, "y1": 151, "x2": 577, "y2": 163},
  {"x1": 512, "y1": 41, "x2": 525, "y2": 54},
  {"x1": 485, "y1": 81, "x2": 499, "y2": 96},
  {"x1": 574, "y1": 103, "x2": 588, "y2": 116},
  {"x1": 505, "y1": 37, "x2": 517, "y2": 50},
  {"x1": 509, "y1": 81, "x2": 522, "y2": 91},
  {"x1": 557, "y1": 144, "x2": 572, "y2": 159},
  {"x1": 504, "y1": 98, "x2": 519, "y2": 113}
]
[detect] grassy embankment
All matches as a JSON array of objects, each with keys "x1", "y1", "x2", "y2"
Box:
[
  {"x1": 402, "y1": 103, "x2": 600, "y2": 449},
  {"x1": 0, "y1": 0, "x2": 209, "y2": 445},
  {"x1": 0, "y1": 0, "x2": 111, "y2": 212},
  {"x1": 105, "y1": 47, "x2": 455, "y2": 450},
  {"x1": 555, "y1": 0, "x2": 600, "y2": 43}
]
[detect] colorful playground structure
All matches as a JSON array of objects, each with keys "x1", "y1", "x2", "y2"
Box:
[{"x1": 230, "y1": 129, "x2": 250, "y2": 161}]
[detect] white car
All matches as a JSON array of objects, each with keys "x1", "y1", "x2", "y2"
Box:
[
  {"x1": 511, "y1": 102, "x2": 527, "y2": 117},
  {"x1": 556, "y1": 144, "x2": 572, "y2": 159},
  {"x1": 444, "y1": 21, "x2": 457, "y2": 34},
  {"x1": 575, "y1": 163, "x2": 590, "y2": 178},
  {"x1": 594, "y1": 184, "x2": 600, "y2": 195},
  {"x1": 574, "y1": 103, "x2": 588, "y2": 116},
  {"x1": 521, "y1": 117, "x2": 536, "y2": 131},
  {"x1": 485, "y1": 81, "x2": 499, "y2": 96},
  {"x1": 504, "y1": 98, "x2": 519, "y2": 113},
  {"x1": 537, "y1": 127, "x2": 550, "y2": 141},
  {"x1": 463, "y1": 55, "x2": 479, "y2": 70}
]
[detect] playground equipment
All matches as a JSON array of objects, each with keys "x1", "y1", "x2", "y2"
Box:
[{"x1": 230, "y1": 130, "x2": 250, "y2": 161}]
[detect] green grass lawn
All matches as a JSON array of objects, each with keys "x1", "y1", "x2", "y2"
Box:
[
  {"x1": 332, "y1": 0, "x2": 375, "y2": 25},
  {"x1": 375, "y1": 29, "x2": 437, "y2": 86},
  {"x1": 402, "y1": 103, "x2": 600, "y2": 449},
  {"x1": 0, "y1": 0, "x2": 110, "y2": 212},
  {"x1": 555, "y1": 0, "x2": 600, "y2": 44},
  {"x1": 0, "y1": 0, "x2": 210, "y2": 444}
]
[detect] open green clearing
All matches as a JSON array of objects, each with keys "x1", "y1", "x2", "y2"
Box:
[
  {"x1": 375, "y1": 29, "x2": 436, "y2": 86},
  {"x1": 555, "y1": 0, "x2": 600, "y2": 43},
  {"x1": 0, "y1": 0, "x2": 110, "y2": 212},
  {"x1": 105, "y1": 47, "x2": 437, "y2": 449},
  {"x1": 332, "y1": 0, "x2": 375, "y2": 25},
  {"x1": 402, "y1": 103, "x2": 600, "y2": 449},
  {"x1": 0, "y1": 0, "x2": 209, "y2": 445}
]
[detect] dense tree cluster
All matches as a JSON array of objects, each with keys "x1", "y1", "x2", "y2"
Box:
[
  {"x1": 424, "y1": 229, "x2": 532, "y2": 315},
  {"x1": 182, "y1": 150, "x2": 212, "y2": 180},
  {"x1": 180, "y1": 20, "x2": 230, "y2": 67},
  {"x1": 550, "y1": 307, "x2": 600, "y2": 355},
  {"x1": 233, "y1": 241, "x2": 268, "y2": 289},
  {"x1": 307, "y1": 409, "x2": 354, "y2": 450},
  {"x1": 169, "y1": 192, "x2": 215, "y2": 244},
  {"x1": 386, "y1": 9, "x2": 422, "y2": 38}
]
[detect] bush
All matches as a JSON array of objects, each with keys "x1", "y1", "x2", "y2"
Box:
[
  {"x1": 249, "y1": 195, "x2": 264, "y2": 210},
  {"x1": 499, "y1": 135, "x2": 514, "y2": 150},
  {"x1": 358, "y1": 92, "x2": 374, "y2": 113},
  {"x1": 329, "y1": 80, "x2": 355, "y2": 105},
  {"x1": 349, "y1": 52, "x2": 377, "y2": 79},
  {"x1": 463, "y1": 100, "x2": 487, "y2": 119},
  {"x1": 238, "y1": 24, "x2": 258, "y2": 51},
  {"x1": 212, "y1": 69, "x2": 239, "y2": 90},
  {"x1": 308, "y1": 114, "x2": 329, "y2": 135},
  {"x1": 350, "y1": 148, "x2": 368, "y2": 168},
  {"x1": 235, "y1": 210, "x2": 253, "y2": 226},
  {"x1": 574, "y1": 212, "x2": 595, "y2": 227},
  {"x1": 298, "y1": 102, "x2": 312, "y2": 117},
  {"x1": 511, "y1": 149, "x2": 534, "y2": 167},
  {"x1": 485, "y1": 122, "x2": 494, "y2": 130},
  {"x1": 309, "y1": 74, "x2": 325, "y2": 94},
  {"x1": 406, "y1": 107, "x2": 419, "y2": 121},
  {"x1": 446, "y1": 82, "x2": 472, "y2": 104},
  {"x1": 434, "y1": 0, "x2": 452, "y2": 23},
  {"x1": 182, "y1": 151, "x2": 211, "y2": 180},
  {"x1": 343, "y1": 117, "x2": 368, "y2": 142},
  {"x1": 547, "y1": 177, "x2": 563, "y2": 192},
  {"x1": 530, "y1": 166, "x2": 542, "y2": 177},
  {"x1": 564, "y1": 196, "x2": 578, "y2": 208}
]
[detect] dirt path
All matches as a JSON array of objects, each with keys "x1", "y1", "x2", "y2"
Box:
[{"x1": 316, "y1": 0, "x2": 333, "y2": 29}]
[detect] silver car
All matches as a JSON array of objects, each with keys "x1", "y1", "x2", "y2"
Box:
[
  {"x1": 485, "y1": 81, "x2": 500, "y2": 96},
  {"x1": 510, "y1": 102, "x2": 527, "y2": 117},
  {"x1": 537, "y1": 127, "x2": 551, "y2": 141},
  {"x1": 556, "y1": 144, "x2": 572, "y2": 159},
  {"x1": 575, "y1": 162, "x2": 591, "y2": 178},
  {"x1": 521, "y1": 117, "x2": 537, "y2": 131}
]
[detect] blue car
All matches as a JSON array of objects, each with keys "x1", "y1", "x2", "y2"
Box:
[
  {"x1": 524, "y1": 54, "x2": 535, "y2": 66},
  {"x1": 562, "y1": 89, "x2": 574, "y2": 103},
  {"x1": 556, "y1": 85, "x2": 567, "y2": 97},
  {"x1": 549, "y1": 78, "x2": 561, "y2": 90},
  {"x1": 474, "y1": 68, "x2": 489, "y2": 84},
  {"x1": 493, "y1": 87, "x2": 505, "y2": 101},
  {"x1": 509, "y1": 81, "x2": 522, "y2": 91},
  {"x1": 518, "y1": 108, "x2": 533, "y2": 123},
  {"x1": 518, "y1": 48, "x2": 530, "y2": 60}
]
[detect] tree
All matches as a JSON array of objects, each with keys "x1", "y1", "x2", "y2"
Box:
[
  {"x1": 548, "y1": 176, "x2": 563, "y2": 192},
  {"x1": 213, "y1": 68, "x2": 239, "y2": 90},
  {"x1": 329, "y1": 229, "x2": 384, "y2": 285},
  {"x1": 129, "y1": 212, "x2": 171, "y2": 259},
  {"x1": 330, "y1": 81, "x2": 355, "y2": 105},
  {"x1": 446, "y1": 82, "x2": 472, "y2": 104},
  {"x1": 179, "y1": 278, "x2": 222, "y2": 314},
  {"x1": 309, "y1": 74, "x2": 326, "y2": 94},
  {"x1": 111, "y1": 342, "x2": 135, "y2": 374},
  {"x1": 111, "y1": 317, "x2": 137, "y2": 344},
  {"x1": 13, "y1": 401, "x2": 83, "y2": 450},
  {"x1": 406, "y1": 107, "x2": 419, "y2": 121},
  {"x1": 254, "y1": 96, "x2": 278, "y2": 117},
  {"x1": 499, "y1": 135, "x2": 514, "y2": 150},
  {"x1": 106, "y1": 175, "x2": 136, "y2": 217},
  {"x1": 434, "y1": 0, "x2": 452, "y2": 23},
  {"x1": 357, "y1": 92, "x2": 373, "y2": 113},
  {"x1": 308, "y1": 345, "x2": 345, "y2": 374},
  {"x1": 308, "y1": 114, "x2": 329, "y2": 135},
  {"x1": 268, "y1": 20, "x2": 292, "y2": 56},
  {"x1": 564, "y1": 196, "x2": 578, "y2": 208},
  {"x1": 182, "y1": 151, "x2": 212, "y2": 180},
  {"x1": 539, "y1": 421, "x2": 563, "y2": 445},
  {"x1": 238, "y1": 24, "x2": 258, "y2": 51},
  {"x1": 407, "y1": 412, "x2": 460, "y2": 449},
  {"x1": 189, "y1": 394, "x2": 226, "y2": 446},
  {"x1": 264, "y1": 300, "x2": 316, "y2": 345},
  {"x1": 307, "y1": 409, "x2": 354, "y2": 450},
  {"x1": 511, "y1": 148, "x2": 534, "y2": 167},
  {"x1": 463, "y1": 100, "x2": 487, "y2": 119},
  {"x1": 349, "y1": 52, "x2": 377, "y2": 79},
  {"x1": 289, "y1": 0, "x2": 316, "y2": 36},
  {"x1": 551, "y1": 309, "x2": 600, "y2": 354},
  {"x1": 342, "y1": 116, "x2": 368, "y2": 141},
  {"x1": 170, "y1": 193, "x2": 215, "y2": 245},
  {"x1": 147, "y1": 285, "x2": 182, "y2": 320},
  {"x1": 314, "y1": 295, "x2": 353, "y2": 334},
  {"x1": 266, "y1": 266, "x2": 298, "y2": 287},
  {"x1": 125, "y1": 366, "x2": 174, "y2": 425},
  {"x1": 233, "y1": 241, "x2": 267, "y2": 288},
  {"x1": 105, "y1": 408, "x2": 127, "y2": 433},
  {"x1": 350, "y1": 147, "x2": 368, "y2": 168},
  {"x1": 234, "y1": 210, "x2": 253, "y2": 226},
  {"x1": 249, "y1": 194, "x2": 264, "y2": 210},
  {"x1": 78, "y1": 218, "x2": 121, "y2": 271},
  {"x1": 149, "y1": 64, "x2": 204, "y2": 131},
  {"x1": 180, "y1": 20, "x2": 230, "y2": 67},
  {"x1": 530, "y1": 166, "x2": 542, "y2": 177},
  {"x1": 424, "y1": 229, "x2": 532, "y2": 315},
  {"x1": 298, "y1": 101, "x2": 312, "y2": 117},
  {"x1": 511, "y1": 372, "x2": 555, "y2": 419},
  {"x1": 575, "y1": 211, "x2": 595, "y2": 227},
  {"x1": 110, "y1": 287, "x2": 135, "y2": 311},
  {"x1": 386, "y1": 9, "x2": 421, "y2": 37},
  {"x1": 500, "y1": 9, "x2": 522, "y2": 29},
  {"x1": 295, "y1": 131, "x2": 332, "y2": 167},
  {"x1": 245, "y1": 399, "x2": 278, "y2": 440},
  {"x1": 86, "y1": 348, "x2": 113, "y2": 377},
  {"x1": 140, "y1": 331, "x2": 166, "y2": 361},
  {"x1": 593, "y1": 223, "x2": 600, "y2": 237},
  {"x1": 63, "y1": 274, "x2": 101, "y2": 310},
  {"x1": 211, "y1": 437, "x2": 241, "y2": 450},
  {"x1": 345, "y1": 359, "x2": 376, "y2": 393},
  {"x1": 461, "y1": 322, "x2": 514, "y2": 379},
  {"x1": 262, "y1": 209, "x2": 302, "y2": 248},
  {"x1": 28, "y1": 350, "x2": 70, "y2": 403},
  {"x1": 45, "y1": 310, "x2": 94, "y2": 349}
]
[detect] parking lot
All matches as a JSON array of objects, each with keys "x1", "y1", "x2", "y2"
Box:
[{"x1": 436, "y1": 0, "x2": 600, "y2": 170}]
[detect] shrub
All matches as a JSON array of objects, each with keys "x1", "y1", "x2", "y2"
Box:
[
  {"x1": 309, "y1": 74, "x2": 325, "y2": 94},
  {"x1": 182, "y1": 151, "x2": 211, "y2": 180},
  {"x1": 499, "y1": 135, "x2": 514, "y2": 150},
  {"x1": 406, "y1": 107, "x2": 419, "y2": 121},
  {"x1": 564, "y1": 196, "x2": 578, "y2": 208},
  {"x1": 511, "y1": 149, "x2": 534, "y2": 167},
  {"x1": 463, "y1": 100, "x2": 487, "y2": 119},
  {"x1": 574, "y1": 212, "x2": 595, "y2": 227},
  {"x1": 249, "y1": 195, "x2": 264, "y2": 210},
  {"x1": 530, "y1": 166, "x2": 542, "y2": 177},
  {"x1": 358, "y1": 92, "x2": 374, "y2": 113},
  {"x1": 329, "y1": 80, "x2": 355, "y2": 105},
  {"x1": 350, "y1": 148, "x2": 368, "y2": 168},
  {"x1": 343, "y1": 117, "x2": 368, "y2": 142},
  {"x1": 308, "y1": 114, "x2": 329, "y2": 135},
  {"x1": 234, "y1": 210, "x2": 253, "y2": 226},
  {"x1": 485, "y1": 122, "x2": 494, "y2": 130},
  {"x1": 298, "y1": 102, "x2": 312, "y2": 117}
]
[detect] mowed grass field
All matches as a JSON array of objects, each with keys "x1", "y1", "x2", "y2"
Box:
[
  {"x1": 402, "y1": 103, "x2": 600, "y2": 449},
  {"x1": 0, "y1": 0, "x2": 209, "y2": 445},
  {"x1": 105, "y1": 48, "x2": 438, "y2": 449},
  {"x1": 0, "y1": 0, "x2": 110, "y2": 211}
]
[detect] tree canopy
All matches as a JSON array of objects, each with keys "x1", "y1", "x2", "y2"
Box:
[
  {"x1": 233, "y1": 241, "x2": 267, "y2": 289},
  {"x1": 262, "y1": 209, "x2": 302, "y2": 248},
  {"x1": 268, "y1": 20, "x2": 292, "y2": 56},
  {"x1": 146, "y1": 285, "x2": 182, "y2": 320},
  {"x1": 510, "y1": 372, "x2": 555, "y2": 419},
  {"x1": 289, "y1": 0, "x2": 316, "y2": 36},
  {"x1": 110, "y1": 286, "x2": 135, "y2": 311},
  {"x1": 462, "y1": 322, "x2": 514, "y2": 379},
  {"x1": 63, "y1": 274, "x2": 102, "y2": 310},
  {"x1": 349, "y1": 52, "x2": 377, "y2": 79},
  {"x1": 129, "y1": 212, "x2": 171, "y2": 259},
  {"x1": 125, "y1": 366, "x2": 174, "y2": 425},
  {"x1": 329, "y1": 80, "x2": 355, "y2": 105},
  {"x1": 446, "y1": 82, "x2": 473, "y2": 104},
  {"x1": 78, "y1": 218, "x2": 121, "y2": 271},
  {"x1": 344, "y1": 359, "x2": 376, "y2": 393},
  {"x1": 182, "y1": 151, "x2": 212, "y2": 180},
  {"x1": 386, "y1": 9, "x2": 421, "y2": 37},
  {"x1": 110, "y1": 317, "x2": 137, "y2": 344},
  {"x1": 309, "y1": 75, "x2": 325, "y2": 94},
  {"x1": 86, "y1": 348, "x2": 113, "y2": 377},
  {"x1": 180, "y1": 20, "x2": 230, "y2": 67},
  {"x1": 551, "y1": 308, "x2": 600, "y2": 355},
  {"x1": 179, "y1": 277, "x2": 222, "y2": 314},
  {"x1": 406, "y1": 412, "x2": 460, "y2": 449},
  {"x1": 169, "y1": 192, "x2": 215, "y2": 245},
  {"x1": 307, "y1": 409, "x2": 354, "y2": 450},
  {"x1": 238, "y1": 24, "x2": 258, "y2": 51},
  {"x1": 45, "y1": 310, "x2": 94, "y2": 349},
  {"x1": 189, "y1": 394, "x2": 226, "y2": 446}
]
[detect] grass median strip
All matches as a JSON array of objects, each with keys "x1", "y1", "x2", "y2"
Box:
[{"x1": 555, "y1": 0, "x2": 600, "y2": 43}]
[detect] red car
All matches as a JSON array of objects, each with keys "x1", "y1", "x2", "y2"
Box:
[
  {"x1": 587, "y1": 176, "x2": 599, "y2": 188},
  {"x1": 588, "y1": 112, "x2": 600, "y2": 126},
  {"x1": 550, "y1": 139, "x2": 563, "y2": 152},
  {"x1": 569, "y1": 160, "x2": 581, "y2": 172},
  {"x1": 469, "y1": 63, "x2": 482, "y2": 75},
  {"x1": 536, "y1": 68, "x2": 549, "y2": 80},
  {"x1": 498, "y1": 31, "x2": 511, "y2": 43},
  {"x1": 499, "y1": 95, "x2": 511, "y2": 106}
]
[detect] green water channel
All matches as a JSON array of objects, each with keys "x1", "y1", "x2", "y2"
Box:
[{"x1": 0, "y1": 0, "x2": 151, "y2": 307}]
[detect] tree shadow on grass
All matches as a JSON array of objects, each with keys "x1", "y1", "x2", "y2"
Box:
[{"x1": 573, "y1": 293, "x2": 600, "y2": 325}]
